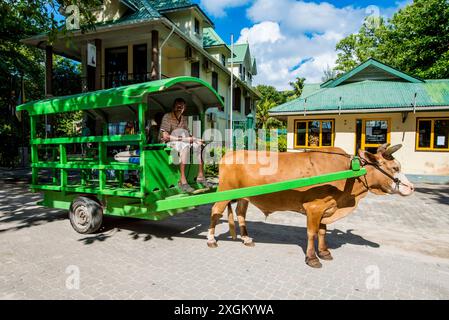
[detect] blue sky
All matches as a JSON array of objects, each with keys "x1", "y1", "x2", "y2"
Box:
[{"x1": 194, "y1": 0, "x2": 411, "y2": 89}]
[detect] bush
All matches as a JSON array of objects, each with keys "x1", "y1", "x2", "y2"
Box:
[
  {"x1": 203, "y1": 146, "x2": 227, "y2": 177},
  {"x1": 256, "y1": 134, "x2": 287, "y2": 152}
]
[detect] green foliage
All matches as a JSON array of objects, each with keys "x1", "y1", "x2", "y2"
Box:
[
  {"x1": 277, "y1": 134, "x2": 287, "y2": 152},
  {"x1": 256, "y1": 85, "x2": 288, "y2": 106},
  {"x1": 204, "y1": 147, "x2": 227, "y2": 177},
  {"x1": 288, "y1": 77, "x2": 305, "y2": 99},
  {"x1": 322, "y1": 65, "x2": 337, "y2": 83},
  {"x1": 54, "y1": 111, "x2": 83, "y2": 137},
  {"x1": 255, "y1": 133, "x2": 287, "y2": 152},
  {"x1": 255, "y1": 85, "x2": 290, "y2": 130},
  {"x1": 53, "y1": 56, "x2": 82, "y2": 96},
  {"x1": 0, "y1": 0, "x2": 96, "y2": 167},
  {"x1": 334, "y1": 0, "x2": 449, "y2": 79}
]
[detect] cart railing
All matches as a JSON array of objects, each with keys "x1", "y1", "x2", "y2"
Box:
[{"x1": 30, "y1": 130, "x2": 146, "y2": 198}]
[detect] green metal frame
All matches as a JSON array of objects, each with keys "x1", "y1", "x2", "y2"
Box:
[{"x1": 18, "y1": 76, "x2": 367, "y2": 221}]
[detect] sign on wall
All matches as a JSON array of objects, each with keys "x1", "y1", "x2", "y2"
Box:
[{"x1": 87, "y1": 43, "x2": 96, "y2": 67}]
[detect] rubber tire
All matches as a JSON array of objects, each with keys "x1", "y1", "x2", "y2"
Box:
[{"x1": 69, "y1": 196, "x2": 103, "y2": 234}]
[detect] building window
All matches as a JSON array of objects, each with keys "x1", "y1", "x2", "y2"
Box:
[
  {"x1": 239, "y1": 65, "x2": 243, "y2": 78},
  {"x1": 362, "y1": 119, "x2": 390, "y2": 154},
  {"x1": 105, "y1": 46, "x2": 128, "y2": 89},
  {"x1": 416, "y1": 118, "x2": 449, "y2": 151},
  {"x1": 212, "y1": 71, "x2": 218, "y2": 91},
  {"x1": 133, "y1": 44, "x2": 147, "y2": 82},
  {"x1": 233, "y1": 87, "x2": 241, "y2": 112},
  {"x1": 243, "y1": 67, "x2": 246, "y2": 81},
  {"x1": 191, "y1": 61, "x2": 200, "y2": 78},
  {"x1": 221, "y1": 54, "x2": 226, "y2": 66},
  {"x1": 194, "y1": 18, "x2": 200, "y2": 34},
  {"x1": 294, "y1": 120, "x2": 334, "y2": 148},
  {"x1": 245, "y1": 97, "x2": 251, "y2": 115}
]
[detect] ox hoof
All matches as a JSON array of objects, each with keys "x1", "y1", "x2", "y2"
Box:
[
  {"x1": 207, "y1": 240, "x2": 218, "y2": 248},
  {"x1": 318, "y1": 250, "x2": 333, "y2": 261},
  {"x1": 305, "y1": 256, "x2": 322, "y2": 269},
  {"x1": 242, "y1": 237, "x2": 255, "y2": 247}
]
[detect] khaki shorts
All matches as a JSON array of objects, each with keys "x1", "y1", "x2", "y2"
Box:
[{"x1": 167, "y1": 141, "x2": 202, "y2": 154}]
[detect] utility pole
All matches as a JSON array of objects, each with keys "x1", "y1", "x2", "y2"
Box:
[{"x1": 229, "y1": 34, "x2": 234, "y2": 149}]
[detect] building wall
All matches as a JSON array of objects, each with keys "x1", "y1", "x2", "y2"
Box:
[
  {"x1": 93, "y1": 0, "x2": 127, "y2": 23},
  {"x1": 92, "y1": 31, "x2": 255, "y2": 134},
  {"x1": 165, "y1": 10, "x2": 203, "y2": 47},
  {"x1": 286, "y1": 111, "x2": 449, "y2": 175}
]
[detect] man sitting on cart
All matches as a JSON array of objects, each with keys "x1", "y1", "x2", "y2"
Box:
[{"x1": 160, "y1": 98, "x2": 212, "y2": 193}]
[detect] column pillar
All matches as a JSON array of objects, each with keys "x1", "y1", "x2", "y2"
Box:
[
  {"x1": 151, "y1": 30, "x2": 160, "y2": 80},
  {"x1": 95, "y1": 39, "x2": 102, "y2": 90}
]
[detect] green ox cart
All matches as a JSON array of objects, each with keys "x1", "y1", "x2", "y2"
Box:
[{"x1": 17, "y1": 76, "x2": 367, "y2": 234}]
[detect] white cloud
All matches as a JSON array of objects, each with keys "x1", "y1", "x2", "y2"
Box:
[
  {"x1": 237, "y1": 21, "x2": 284, "y2": 44},
  {"x1": 199, "y1": 0, "x2": 251, "y2": 17},
  {"x1": 236, "y1": 0, "x2": 410, "y2": 90},
  {"x1": 247, "y1": 0, "x2": 366, "y2": 34}
]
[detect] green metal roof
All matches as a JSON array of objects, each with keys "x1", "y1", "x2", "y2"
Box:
[
  {"x1": 229, "y1": 44, "x2": 249, "y2": 63},
  {"x1": 17, "y1": 77, "x2": 224, "y2": 116},
  {"x1": 110, "y1": 1, "x2": 161, "y2": 25},
  {"x1": 270, "y1": 59, "x2": 448, "y2": 115},
  {"x1": 322, "y1": 58, "x2": 423, "y2": 88},
  {"x1": 146, "y1": 0, "x2": 193, "y2": 10},
  {"x1": 203, "y1": 27, "x2": 226, "y2": 47},
  {"x1": 270, "y1": 80, "x2": 449, "y2": 114}
]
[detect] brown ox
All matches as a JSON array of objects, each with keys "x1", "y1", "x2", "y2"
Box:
[{"x1": 207, "y1": 144, "x2": 414, "y2": 268}]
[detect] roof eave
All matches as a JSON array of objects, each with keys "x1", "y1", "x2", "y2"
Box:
[
  {"x1": 322, "y1": 58, "x2": 424, "y2": 89},
  {"x1": 159, "y1": 4, "x2": 214, "y2": 28},
  {"x1": 204, "y1": 44, "x2": 231, "y2": 54},
  {"x1": 21, "y1": 18, "x2": 162, "y2": 46},
  {"x1": 269, "y1": 105, "x2": 449, "y2": 116}
]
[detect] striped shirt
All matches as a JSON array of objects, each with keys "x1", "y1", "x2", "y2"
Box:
[{"x1": 160, "y1": 112, "x2": 189, "y2": 141}]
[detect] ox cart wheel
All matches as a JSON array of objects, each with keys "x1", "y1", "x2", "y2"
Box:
[{"x1": 69, "y1": 197, "x2": 103, "y2": 234}]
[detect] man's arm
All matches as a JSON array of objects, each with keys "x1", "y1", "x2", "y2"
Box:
[{"x1": 160, "y1": 114, "x2": 194, "y2": 143}]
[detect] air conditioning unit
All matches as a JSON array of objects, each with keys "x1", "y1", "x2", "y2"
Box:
[
  {"x1": 185, "y1": 46, "x2": 199, "y2": 62},
  {"x1": 203, "y1": 59, "x2": 215, "y2": 73}
]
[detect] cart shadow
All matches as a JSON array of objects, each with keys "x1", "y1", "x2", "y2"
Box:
[
  {"x1": 1, "y1": 181, "x2": 379, "y2": 252},
  {"x1": 84, "y1": 206, "x2": 379, "y2": 253},
  {"x1": 0, "y1": 182, "x2": 67, "y2": 233}
]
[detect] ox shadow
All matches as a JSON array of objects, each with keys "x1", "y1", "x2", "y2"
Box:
[
  {"x1": 414, "y1": 186, "x2": 449, "y2": 206},
  {"x1": 83, "y1": 206, "x2": 380, "y2": 253}
]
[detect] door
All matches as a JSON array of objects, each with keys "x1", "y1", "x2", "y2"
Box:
[
  {"x1": 105, "y1": 46, "x2": 128, "y2": 88},
  {"x1": 356, "y1": 119, "x2": 390, "y2": 154}
]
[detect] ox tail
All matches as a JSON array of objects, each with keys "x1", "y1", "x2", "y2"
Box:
[{"x1": 227, "y1": 203, "x2": 237, "y2": 240}]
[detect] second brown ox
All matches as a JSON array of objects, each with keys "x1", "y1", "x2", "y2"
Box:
[{"x1": 207, "y1": 144, "x2": 414, "y2": 268}]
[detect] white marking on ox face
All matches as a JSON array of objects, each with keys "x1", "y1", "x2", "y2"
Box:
[{"x1": 392, "y1": 172, "x2": 415, "y2": 196}]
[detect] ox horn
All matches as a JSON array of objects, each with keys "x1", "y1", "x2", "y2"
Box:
[
  {"x1": 377, "y1": 143, "x2": 391, "y2": 154},
  {"x1": 383, "y1": 144, "x2": 403, "y2": 158}
]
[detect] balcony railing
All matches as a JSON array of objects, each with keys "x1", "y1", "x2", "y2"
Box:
[{"x1": 102, "y1": 73, "x2": 170, "y2": 89}]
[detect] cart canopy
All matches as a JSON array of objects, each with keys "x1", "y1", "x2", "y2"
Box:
[{"x1": 16, "y1": 76, "x2": 224, "y2": 116}]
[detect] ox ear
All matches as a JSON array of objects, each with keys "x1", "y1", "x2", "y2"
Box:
[
  {"x1": 376, "y1": 143, "x2": 391, "y2": 154},
  {"x1": 358, "y1": 149, "x2": 378, "y2": 164},
  {"x1": 382, "y1": 144, "x2": 402, "y2": 160}
]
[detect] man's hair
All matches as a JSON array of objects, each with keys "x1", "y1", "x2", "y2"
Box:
[{"x1": 173, "y1": 98, "x2": 186, "y2": 108}]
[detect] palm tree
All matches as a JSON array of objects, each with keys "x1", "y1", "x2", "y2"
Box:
[
  {"x1": 256, "y1": 98, "x2": 279, "y2": 129},
  {"x1": 289, "y1": 77, "x2": 305, "y2": 98}
]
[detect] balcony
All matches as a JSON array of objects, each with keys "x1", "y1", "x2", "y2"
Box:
[{"x1": 74, "y1": 73, "x2": 171, "y2": 94}]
